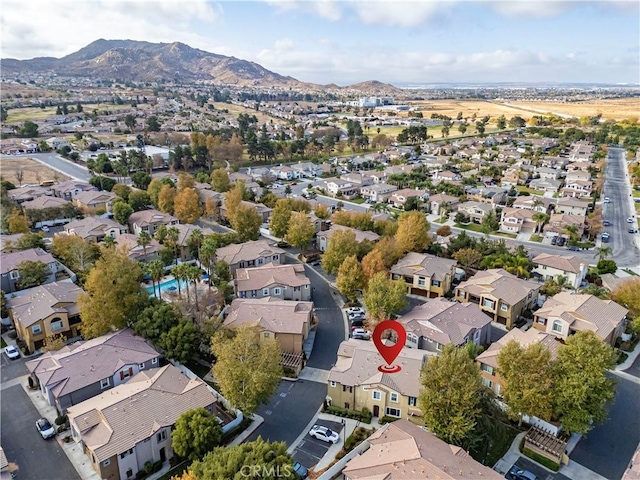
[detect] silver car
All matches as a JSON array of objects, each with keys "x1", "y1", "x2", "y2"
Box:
[{"x1": 309, "y1": 425, "x2": 339, "y2": 444}]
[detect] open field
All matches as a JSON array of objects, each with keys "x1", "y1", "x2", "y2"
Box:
[
  {"x1": 408, "y1": 98, "x2": 638, "y2": 121},
  {"x1": 0, "y1": 157, "x2": 71, "y2": 185},
  {"x1": 211, "y1": 102, "x2": 289, "y2": 126}
]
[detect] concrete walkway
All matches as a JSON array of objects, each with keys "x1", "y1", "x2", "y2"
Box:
[
  {"x1": 615, "y1": 337, "x2": 640, "y2": 372},
  {"x1": 298, "y1": 367, "x2": 330, "y2": 383}
]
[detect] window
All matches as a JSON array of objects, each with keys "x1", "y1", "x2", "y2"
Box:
[
  {"x1": 537, "y1": 317, "x2": 546, "y2": 325},
  {"x1": 120, "y1": 367, "x2": 133, "y2": 381},
  {"x1": 408, "y1": 396, "x2": 417, "y2": 407},
  {"x1": 500, "y1": 303, "x2": 508, "y2": 312},
  {"x1": 262, "y1": 288, "x2": 269, "y2": 296},
  {"x1": 482, "y1": 298, "x2": 495, "y2": 309},
  {"x1": 372, "y1": 390, "x2": 381, "y2": 400},
  {"x1": 392, "y1": 274, "x2": 400, "y2": 280},
  {"x1": 385, "y1": 407, "x2": 401, "y2": 418},
  {"x1": 264, "y1": 332, "x2": 270, "y2": 338},
  {"x1": 151, "y1": 357, "x2": 158, "y2": 365},
  {"x1": 100, "y1": 378, "x2": 110, "y2": 389},
  {"x1": 552, "y1": 320, "x2": 563, "y2": 333},
  {"x1": 459, "y1": 291, "x2": 466, "y2": 299},
  {"x1": 157, "y1": 430, "x2": 167, "y2": 442},
  {"x1": 272, "y1": 255, "x2": 279, "y2": 261},
  {"x1": 103, "y1": 459, "x2": 110, "y2": 467},
  {"x1": 274, "y1": 287, "x2": 282, "y2": 295},
  {"x1": 9, "y1": 270, "x2": 19, "y2": 279},
  {"x1": 32, "y1": 324, "x2": 42, "y2": 335},
  {"x1": 482, "y1": 377, "x2": 493, "y2": 388},
  {"x1": 417, "y1": 277, "x2": 426, "y2": 287},
  {"x1": 330, "y1": 381, "x2": 336, "y2": 387},
  {"x1": 481, "y1": 364, "x2": 494, "y2": 375},
  {"x1": 251, "y1": 290, "x2": 257, "y2": 298},
  {"x1": 436, "y1": 343, "x2": 442, "y2": 351},
  {"x1": 138, "y1": 363, "x2": 145, "y2": 369},
  {"x1": 50, "y1": 318, "x2": 64, "y2": 332},
  {"x1": 390, "y1": 393, "x2": 399, "y2": 403},
  {"x1": 120, "y1": 449, "x2": 133, "y2": 459},
  {"x1": 431, "y1": 280, "x2": 441, "y2": 287}
]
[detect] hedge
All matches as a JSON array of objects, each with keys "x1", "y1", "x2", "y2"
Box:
[
  {"x1": 522, "y1": 447, "x2": 561, "y2": 472},
  {"x1": 379, "y1": 416, "x2": 400, "y2": 425},
  {"x1": 326, "y1": 406, "x2": 372, "y2": 424}
]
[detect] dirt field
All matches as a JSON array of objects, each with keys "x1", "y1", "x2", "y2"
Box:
[{"x1": 0, "y1": 157, "x2": 70, "y2": 186}]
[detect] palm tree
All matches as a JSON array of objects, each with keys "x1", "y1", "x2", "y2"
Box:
[
  {"x1": 102, "y1": 235, "x2": 116, "y2": 248},
  {"x1": 137, "y1": 231, "x2": 152, "y2": 262},
  {"x1": 187, "y1": 265, "x2": 202, "y2": 311},
  {"x1": 563, "y1": 224, "x2": 579, "y2": 243},
  {"x1": 165, "y1": 226, "x2": 180, "y2": 264},
  {"x1": 147, "y1": 259, "x2": 164, "y2": 298},
  {"x1": 371, "y1": 202, "x2": 390, "y2": 214},
  {"x1": 532, "y1": 212, "x2": 550, "y2": 234},
  {"x1": 187, "y1": 228, "x2": 204, "y2": 260},
  {"x1": 595, "y1": 246, "x2": 612, "y2": 261},
  {"x1": 199, "y1": 239, "x2": 217, "y2": 289},
  {"x1": 172, "y1": 263, "x2": 188, "y2": 299}
]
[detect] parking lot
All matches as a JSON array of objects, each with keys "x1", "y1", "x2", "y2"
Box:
[
  {"x1": 508, "y1": 458, "x2": 571, "y2": 480},
  {"x1": 291, "y1": 419, "x2": 344, "y2": 470}
]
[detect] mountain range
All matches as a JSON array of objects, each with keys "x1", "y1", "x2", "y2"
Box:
[{"x1": 1, "y1": 39, "x2": 403, "y2": 94}]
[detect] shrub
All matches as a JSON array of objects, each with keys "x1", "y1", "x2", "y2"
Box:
[
  {"x1": 153, "y1": 460, "x2": 163, "y2": 472},
  {"x1": 522, "y1": 447, "x2": 560, "y2": 471},
  {"x1": 379, "y1": 416, "x2": 401, "y2": 425},
  {"x1": 144, "y1": 461, "x2": 154, "y2": 474},
  {"x1": 326, "y1": 406, "x2": 372, "y2": 424},
  {"x1": 28, "y1": 376, "x2": 35, "y2": 389},
  {"x1": 55, "y1": 415, "x2": 68, "y2": 426}
]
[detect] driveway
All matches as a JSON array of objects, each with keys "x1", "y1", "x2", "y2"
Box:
[
  {"x1": 570, "y1": 374, "x2": 640, "y2": 480},
  {"x1": 292, "y1": 419, "x2": 344, "y2": 470},
  {"x1": 509, "y1": 458, "x2": 571, "y2": 480},
  {"x1": 625, "y1": 352, "x2": 640, "y2": 379}
]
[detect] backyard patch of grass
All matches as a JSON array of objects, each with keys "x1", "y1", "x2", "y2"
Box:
[
  {"x1": 530, "y1": 234, "x2": 544, "y2": 242},
  {"x1": 516, "y1": 185, "x2": 545, "y2": 196}
]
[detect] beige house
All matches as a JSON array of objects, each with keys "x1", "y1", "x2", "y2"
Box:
[
  {"x1": 67, "y1": 365, "x2": 218, "y2": 480},
  {"x1": 235, "y1": 263, "x2": 311, "y2": 301},
  {"x1": 73, "y1": 191, "x2": 118, "y2": 212},
  {"x1": 173, "y1": 224, "x2": 215, "y2": 261},
  {"x1": 533, "y1": 292, "x2": 627, "y2": 346},
  {"x1": 7, "y1": 282, "x2": 84, "y2": 353},
  {"x1": 456, "y1": 201, "x2": 493, "y2": 224},
  {"x1": 543, "y1": 213, "x2": 585, "y2": 237},
  {"x1": 532, "y1": 253, "x2": 588, "y2": 290},
  {"x1": 426, "y1": 193, "x2": 459, "y2": 216},
  {"x1": 455, "y1": 269, "x2": 540, "y2": 329},
  {"x1": 215, "y1": 239, "x2": 285, "y2": 277},
  {"x1": 499, "y1": 207, "x2": 537, "y2": 234},
  {"x1": 342, "y1": 419, "x2": 502, "y2": 480},
  {"x1": 63, "y1": 216, "x2": 128, "y2": 243},
  {"x1": 222, "y1": 297, "x2": 313, "y2": 355},
  {"x1": 513, "y1": 195, "x2": 552, "y2": 213},
  {"x1": 116, "y1": 233, "x2": 162, "y2": 262},
  {"x1": 398, "y1": 298, "x2": 492, "y2": 353},
  {"x1": 359, "y1": 183, "x2": 398, "y2": 203},
  {"x1": 555, "y1": 197, "x2": 589, "y2": 216},
  {"x1": 128, "y1": 209, "x2": 179, "y2": 236},
  {"x1": 51, "y1": 181, "x2": 98, "y2": 200},
  {"x1": 327, "y1": 340, "x2": 429, "y2": 419},
  {"x1": 323, "y1": 178, "x2": 359, "y2": 199},
  {"x1": 389, "y1": 188, "x2": 429, "y2": 209},
  {"x1": 477, "y1": 327, "x2": 561, "y2": 397},
  {"x1": 390, "y1": 252, "x2": 457, "y2": 298},
  {"x1": 316, "y1": 225, "x2": 380, "y2": 252}
]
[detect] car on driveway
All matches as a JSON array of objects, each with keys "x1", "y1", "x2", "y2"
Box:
[
  {"x1": 36, "y1": 418, "x2": 56, "y2": 439},
  {"x1": 351, "y1": 328, "x2": 371, "y2": 340},
  {"x1": 4, "y1": 345, "x2": 20, "y2": 359},
  {"x1": 556, "y1": 236, "x2": 566, "y2": 247},
  {"x1": 346, "y1": 307, "x2": 365, "y2": 316},
  {"x1": 505, "y1": 466, "x2": 538, "y2": 480},
  {"x1": 293, "y1": 462, "x2": 308, "y2": 479},
  {"x1": 309, "y1": 425, "x2": 339, "y2": 444},
  {"x1": 41, "y1": 225, "x2": 50, "y2": 232},
  {"x1": 550, "y1": 236, "x2": 558, "y2": 245}
]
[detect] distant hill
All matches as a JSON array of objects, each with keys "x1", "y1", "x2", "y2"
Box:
[{"x1": 346, "y1": 80, "x2": 405, "y2": 96}]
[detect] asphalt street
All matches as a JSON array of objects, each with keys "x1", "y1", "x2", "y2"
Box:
[
  {"x1": 291, "y1": 419, "x2": 344, "y2": 470},
  {"x1": 1, "y1": 152, "x2": 91, "y2": 182}
]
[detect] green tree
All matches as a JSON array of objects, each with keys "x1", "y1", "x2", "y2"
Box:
[
  {"x1": 16, "y1": 260, "x2": 49, "y2": 288},
  {"x1": 112, "y1": 200, "x2": 134, "y2": 225},
  {"x1": 362, "y1": 271, "x2": 407, "y2": 325},
  {"x1": 13, "y1": 232, "x2": 46, "y2": 251},
  {"x1": 210, "y1": 168, "x2": 231, "y2": 193},
  {"x1": 497, "y1": 341, "x2": 554, "y2": 426},
  {"x1": 131, "y1": 172, "x2": 152, "y2": 190},
  {"x1": 552, "y1": 331, "x2": 617, "y2": 435},
  {"x1": 172, "y1": 408, "x2": 223, "y2": 462},
  {"x1": 481, "y1": 210, "x2": 499, "y2": 234},
  {"x1": 112, "y1": 184, "x2": 132, "y2": 202},
  {"x1": 418, "y1": 344, "x2": 483, "y2": 446},
  {"x1": 199, "y1": 238, "x2": 218, "y2": 287},
  {"x1": 284, "y1": 212, "x2": 315, "y2": 251},
  {"x1": 137, "y1": 231, "x2": 152, "y2": 262},
  {"x1": 336, "y1": 255, "x2": 365, "y2": 302},
  {"x1": 532, "y1": 212, "x2": 550, "y2": 234},
  {"x1": 321, "y1": 229, "x2": 359, "y2": 275},
  {"x1": 7, "y1": 209, "x2": 29, "y2": 233},
  {"x1": 452, "y1": 248, "x2": 484, "y2": 270},
  {"x1": 211, "y1": 325, "x2": 282, "y2": 415},
  {"x1": 596, "y1": 259, "x2": 617, "y2": 274},
  {"x1": 78, "y1": 247, "x2": 145, "y2": 339},
  {"x1": 269, "y1": 199, "x2": 292, "y2": 239},
  {"x1": 395, "y1": 211, "x2": 431, "y2": 253},
  {"x1": 128, "y1": 190, "x2": 150, "y2": 211},
  {"x1": 189, "y1": 437, "x2": 295, "y2": 480},
  {"x1": 146, "y1": 259, "x2": 165, "y2": 298},
  {"x1": 133, "y1": 300, "x2": 180, "y2": 343},
  {"x1": 160, "y1": 318, "x2": 198, "y2": 364}
]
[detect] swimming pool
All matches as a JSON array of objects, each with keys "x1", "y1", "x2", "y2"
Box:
[{"x1": 146, "y1": 278, "x2": 189, "y2": 297}]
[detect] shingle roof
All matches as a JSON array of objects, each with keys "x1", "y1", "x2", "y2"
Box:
[
  {"x1": 73, "y1": 190, "x2": 117, "y2": 206},
  {"x1": 235, "y1": 263, "x2": 310, "y2": 291},
  {"x1": 173, "y1": 223, "x2": 215, "y2": 246},
  {"x1": 476, "y1": 327, "x2": 561, "y2": 369},
  {"x1": 215, "y1": 240, "x2": 285, "y2": 266},
  {"x1": 1, "y1": 247, "x2": 55, "y2": 274},
  {"x1": 390, "y1": 252, "x2": 456, "y2": 282},
  {"x1": 316, "y1": 225, "x2": 380, "y2": 244},
  {"x1": 21, "y1": 196, "x2": 70, "y2": 210},
  {"x1": 67, "y1": 365, "x2": 217, "y2": 462},
  {"x1": 532, "y1": 253, "x2": 586, "y2": 274},
  {"x1": 224, "y1": 297, "x2": 312, "y2": 335},
  {"x1": 128, "y1": 209, "x2": 178, "y2": 227},
  {"x1": 64, "y1": 216, "x2": 125, "y2": 239},
  {"x1": 328, "y1": 339, "x2": 429, "y2": 398},
  {"x1": 26, "y1": 328, "x2": 159, "y2": 399},
  {"x1": 397, "y1": 298, "x2": 491, "y2": 347},
  {"x1": 342, "y1": 419, "x2": 503, "y2": 479},
  {"x1": 457, "y1": 269, "x2": 539, "y2": 306},
  {"x1": 7, "y1": 282, "x2": 83, "y2": 328}
]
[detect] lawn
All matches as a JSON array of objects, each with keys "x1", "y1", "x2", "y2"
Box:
[
  {"x1": 530, "y1": 234, "x2": 544, "y2": 243},
  {"x1": 454, "y1": 223, "x2": 485, "y2": 233},
  {"x1": 495, "y1": 232, "x2": 518, "y2": 239},
  {"x1": 632, "y1": 189, "x2": 640, "y2": 198},
  {"x1": 516, "y1": 185, "x2": 545, "y2": 196},
  {"x1": 348, "y1": 197, "x2": 367, "y2": 204}
]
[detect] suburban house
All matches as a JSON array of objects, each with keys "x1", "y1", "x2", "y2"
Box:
[
  {"x1": 1, "y1": 248, "x2": 58, "y2": 293},
  {"x1": 26, "y1": 328, "x2": 160, "y2": 413},
  {"x1": 390, "y1": 252, "x2": 457, "y2": 298},
  {"x1": 235, "y1": 263, "x2": 311, "y2": 301},
  {"x1": 468, "y1": 186, "x2": 508, "y2": 206},
  {"x1": 7, "y1": 186, "x2": 50, "y2": 204},
  {"x1": 341, "y1": 172, "x2": 375, "y2": 187},
  {"x1": 499, "y1": 207, "x2": 538, "y2": 234},
  {"x1": 327, "y1": 339, "x2": 429, "y2": 418},
  {"x1": 513, "y1": 195, "x2": 552, "y2": 213},
  {"x1": 359, "y1": 184, "x2": 398, "y2": 203},
  {"x1": 215, "y1": 240, "x2": 285, "y2": 277},
  {"x1": 561, "y1": 180, "x2": 593, "y2": 199},
  {"x1": 128, "y1": 209, "x2": 179, "y2": 236},
  {"x1": 543, "y1": 214, "x2": 585, "y2": 237},
  {"x1": 397, "y1": 298, "x2": 492, "y2": 353},
  {"x1": 323, "y1": 178, "x2": 359, "y2": 199},
  {"x1": 535, "y1": 166, "x2": 561, "y2": 180},
  {"x1": 456, "y1": 201, "x2": 493, "y2": 224},
  {"x1": 51, "y1": 181, "x2": 98, "y2": 200},
  {"x1": 219, "y1": 201, "x2": 273, "y2": 224},
  {"x1": 270, "y1": 165, "x2": 299, "y2": 180},
  {"x1": 389, "y1": 188, "x2": 429, "y2": 209},
  {"x1": 67, "y1": 365, "x2": 219, "y2": 480},
  {"x1": 223, "y1": 297, "x2": 313, "y2": 356},
  {"x1": 476, "y1": 327, "x2": 561, "y2": 397},
  {"x1": 529, "y1": 178, "x2": 562, "y2": 193},
  {"x1": 316, "y1": 225, "x2": 380, "y2": 252},
  {"x1": 455, "y1": 269, "x2": 540, "y2": 329},
  {"x1": 341, "y1": 419, "x2": 502, "y2": 480},
  {"x1": 555, "y1": 197, "x2": 589, "y2": 216},
  {"x1": 0, "y1": 233, "x2": 25, "y2": 253},
  {"x1": 21, "y1": 196, "x2": 73, "y2": 221},
  {"x1": 45, "y1": 137, "x2": 70, "y2": 150},
  {"x1": 7, "y1": 282, "x2": 84, "y2": 353},
  {"x1": 116, "y1": 234, "x2": 162, "y2": 262},
  {"x1": 427, "y1": 193, "x2": 459, "y2": 216},
  {"x1": 72, "y1": 191, "x2": 118, "y2": 212},
  {"x1": 532, "y1": 253, "x2": 588, "y2": 290},
  {"x1": 63, "y1": 216, "x2": 128, "y2": 243},
  {"x1": 533, "y1": 292, "x2": 627, "y2": 346},
  {"x1": 172, "y1": 224, "x2": 215, "y2": 261}
]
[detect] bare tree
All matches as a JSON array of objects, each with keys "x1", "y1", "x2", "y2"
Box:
[{"x1": 15, "y1": 167, "x2": 24, "y2": 186}]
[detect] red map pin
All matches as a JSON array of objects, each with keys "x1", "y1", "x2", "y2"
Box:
[{"x1": 372, "y1": 320, "x2": 407, "y2": 373}]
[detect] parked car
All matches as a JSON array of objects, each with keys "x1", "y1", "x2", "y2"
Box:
[
  {"x1": 351, "y1": 319, "x2": 365, "y2": 331},
  {"x1": 629, "y1": 228, "x2": 638, "y2": 234},
  {"x1": 550, "y1": 236, "x2": 558, "y2": 245},
  {"x1": 276, "y1": 241, "x2": 290, "y2": 248},
  {"x1": 40, "y1": 225, "x2": 50, "y2": 232},
  {"x1": 293, "y1": 462, "x2": 308, "y2": 479},
  {"x1": 309, "y1": 425, "x2": 339, "y2": 444},
  {"x1": 346, "y1": 307, "x2": 365, "y2": 316},
  {"x1": 567, "y1": 245, "x2": 579, "y2": 251},
  {"x1": 603, "y1": 220, "x2": 611, "y2": 226},
  {"x1": 556, "y1": 236, "x2": 566, "y2": 247},
  {"x1": 505, "y1": 466, "x2": 538, "y2": 480},
  {"x1": 351, "y1": 328, "x2": 371, "y2": 340},
  {"x1": 36, "y1": 418, "x2": 56, "y2": 439},
  {"x1": 604, "y1": 197, "x2": 610, "y2": 203},
  {"x1": 4, "y1": 345, "x2": 20, "y2": 359},
  {"x1": 627, "y1": 217, "x2": 634, "y2": 223}
]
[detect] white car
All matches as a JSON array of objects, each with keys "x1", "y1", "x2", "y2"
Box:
[
  {"x1": 41, "y1": 225, "x2": 50, "y2": 232},
  {"x1": 627, "y1": 217, "x2": 634, "y2": 223},
  {"x1": 36, "y1": 418, "x2": 56, "y2": 439},
  {"x1": 351, "y1": 328, "x2": 371, "y2": 340},
  {"x1": 4, "y1": 345, "x2": 20, "y2": 359},
  {"x1": 346, "y1": 307, "x2": 365, "y2": 316},
  {"x1": 309, "y1": 425, "x2": 340, "y2": 444},
  {"x1": 604, "y1": 197, "x2": 610, "y2": 203}
]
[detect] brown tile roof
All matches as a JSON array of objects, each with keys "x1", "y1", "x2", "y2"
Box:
[
  {"x1": 173, "y1": 223, "x2": 215, "y2": 246},
  {"x1": 317, "y1": 225, "x2": 380, "y2": 244},
  {"x1": 328, "y1": 340, "x2": 429, "y2": 398},
  {"x1": 52, "y1": 181, "x2": 97, "y2": 195},
  {"x1": 21, "y1": 196, "x2": 70, "y2": 210},
  {"x1": 398, "y1": 298, "x2": 491, "y2": 347},
  {"x1": 1, "y1": 247, "x2": 55, "y2": 274},
  {"x1": 235, "y1": 263, "x2": 310, "y2": 292},
  {"x1": 224, "y1": 297, "x2": 313, "y2": 335},
  {"x1": 7, "y1": 282, "x2": 83, "y2": 328},
  {"x1": 532, "y1": 253, "x2": 586, "y2": 274},
  {"x1": 73, "y1": 190, "x2": 117, "y2": 206},
  {"x1": 476, "y1": 327, "x2": 561, "y2": 369},
  {"x1": 342, "y1": 419, "x2": 503, "y2": 479},
  {"x1": 116, "y1": 234, "x2": 162, "y2": 258},
  {"x1": 390, "y1": 252, "x2": 456, "y2": 282},
  {"x1": 215, "y1": 240, "x2": 285, "y2": 266},
  {"x1": 64, "y1": 216, "x2": 126, "y2": 239},
  {"x1": 536, "y1": 292, "x2": 628, "y2": 341},
  {"x1": 128, "y1": 209, "x2": 178, "y2": 227},
  {"x1": 457, "y1": 269, "x2": 539, "y2": 306},
  {"x1": 67, "y1": 365, "x2": 217, "y2": 462},
  {"x1": 26, "y1": 328, "x2": 159, "y2": 399}
]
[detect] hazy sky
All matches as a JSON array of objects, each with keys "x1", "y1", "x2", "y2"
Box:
[{"x1": 1, "y1": 1, "x2": 638, "y2": 85}]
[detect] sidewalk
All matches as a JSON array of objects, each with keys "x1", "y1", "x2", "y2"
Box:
[{"x1": 615, "y1": 336, "x2": 640, "y2": 372}]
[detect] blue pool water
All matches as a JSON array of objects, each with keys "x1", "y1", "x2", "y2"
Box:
[{"x1": 146, "y1": 278, "x2": 189, "y2": 297}]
